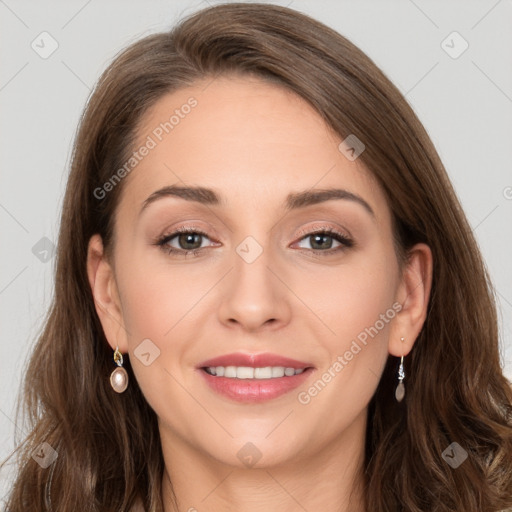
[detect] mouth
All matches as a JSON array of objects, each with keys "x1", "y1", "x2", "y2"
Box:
[
  {"x1": 196, "y1": 352, "x2": 315, "y2": 403},
  {"x1": 202, "y1": 365, "x2": 307, "y2": 378}
]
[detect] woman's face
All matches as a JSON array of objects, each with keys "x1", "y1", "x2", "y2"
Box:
[{"x1": 89, "y1": 75, "x2": 429, "y2": 470}]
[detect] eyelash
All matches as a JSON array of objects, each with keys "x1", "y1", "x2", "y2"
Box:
[{"x1": 154, "y1": 225, "x2": 354, "y2": 258}]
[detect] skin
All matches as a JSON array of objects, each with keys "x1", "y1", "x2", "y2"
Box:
[{"x1": 87, "y1": 75, "x2": 432, "y2": 512}]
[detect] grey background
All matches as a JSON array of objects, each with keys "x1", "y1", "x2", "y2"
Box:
[{"x1": 1, "y1": 0, "x2": 511, "y2": 500}]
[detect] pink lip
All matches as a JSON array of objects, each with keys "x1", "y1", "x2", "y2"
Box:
[
  {"x1": 197, "y1": 352, "x2": 312, "y2": 369},
  {"x1": 196, "y1": 352, "x2": 315, "y2": 403}
]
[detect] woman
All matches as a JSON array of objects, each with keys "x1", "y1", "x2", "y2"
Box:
[{"x1": 2, "y1": 3, "x2": 511, "y2": 511}]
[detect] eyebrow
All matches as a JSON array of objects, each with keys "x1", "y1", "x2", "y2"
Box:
[{"x1": 139, "y1": 185, "x2": 375, "y2": 218}]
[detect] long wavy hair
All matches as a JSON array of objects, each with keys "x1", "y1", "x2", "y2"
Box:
[{"x1": 2, "y1": 3, "x2": 511, "y2": 511}]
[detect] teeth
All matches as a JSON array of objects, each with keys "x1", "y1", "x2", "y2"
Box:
[
  {"x1": 205, "y1": 366, "x2": 306, "y2": 379},
  {"x1": 271, "y1": 366, "x2": 283, "y2": 378},
  {"x1": 254, "y1": 367, "x2": 272, "y2": 379}
]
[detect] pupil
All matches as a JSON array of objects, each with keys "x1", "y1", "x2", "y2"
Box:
[
  {"x1": 179, "y1": 233, "x2": 202, "y2": 250},
  {"x1": 311, "y1": 234, "x2": 332, "y2": 250}
]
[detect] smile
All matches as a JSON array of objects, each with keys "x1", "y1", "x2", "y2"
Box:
[{"x1": 203, "y1": 366, "x2": 305, "y2": 378}]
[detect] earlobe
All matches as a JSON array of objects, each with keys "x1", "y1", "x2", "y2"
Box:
[
  {"x1": 86, "y1": 234, "x2": 128, "y2": 353},
  {"x1": 388, "y1": 243, "x2": 433, "y2": 357}
]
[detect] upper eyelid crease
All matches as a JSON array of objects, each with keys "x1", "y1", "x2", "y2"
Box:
[
  {"x1": 139, "y1": 185, "x2": 375, "y2": 220},
  {"x1": 159, "y1": 223, "x2": 351, "y2": 241}
]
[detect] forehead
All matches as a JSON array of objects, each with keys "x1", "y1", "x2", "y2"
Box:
[{"x1": 117, "y1": 75, "x2": 389, "y2": 226}]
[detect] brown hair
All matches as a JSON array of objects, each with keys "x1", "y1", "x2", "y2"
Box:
[{"x1": 2, "y1": 3, "x2": 511, "y2": 511}]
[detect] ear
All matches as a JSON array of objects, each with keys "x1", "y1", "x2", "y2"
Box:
[
  {"x1": 388, "y1": 242, "x2": 433, "y2": 357},
  {"x1": 86, "y1": 234, "x2": 129, "y2": 353}
]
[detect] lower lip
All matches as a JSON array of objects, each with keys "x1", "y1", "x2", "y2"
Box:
[{"x1": 197, "y1": 367, "x2": 314, "y2": 403}]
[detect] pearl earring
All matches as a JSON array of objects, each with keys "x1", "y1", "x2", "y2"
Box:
[
  {"x1": 110, "y1": 346, "x2": 129, "y2": 393},
  {"x1": 395, "y1": 337, "x2": 405, "y2": 402}
]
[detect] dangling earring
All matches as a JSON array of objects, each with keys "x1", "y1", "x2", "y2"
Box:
[
  {"x1": 395, "y1": 337, "x2": 405, "y2": 402},
  {"x1": 110, "y1": 346, "x2": 129, "y2": 393}
]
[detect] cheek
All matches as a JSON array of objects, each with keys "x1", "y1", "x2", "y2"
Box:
[
  {"x1": 294, "y1": 251, "x2": 397, "y2": 418},
  {"x1": 294, "y1": 251, "x2": 397, "y2": 399},
  {"x1": 116, "y1": 251, "x2": 208, "y2": 338},
  {"x1": 337, "y1": 267, "x2": 395, "y2": 341},
  {"x1": 114, "y1": 260, "x2": 201, "y2": 413},
  {"x1": 118, "y1": 276, "x2": 171, "y2": 339},
  {"x1": 114, "y1": 254, "x2": 211, "y2": 388},
  {"x1": 297, "y1": 250, "x2": 398, "y2": 346}
]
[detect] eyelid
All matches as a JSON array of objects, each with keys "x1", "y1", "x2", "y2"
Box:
[
  {"x1": 157, "y1": 225, "x2": 349, "y2": 243},
  {"x1": 292, "y1": 225, "x2": 354, "y2": 251},
  {"x1": 159, "y1": 223, "x2": 214, "y2": 239},
  {"x1": 294, "y1": 223, "x2": 352, "y2": 241},
  {"x1": 157, "y1": 225, "x2": 216, "y2": 246}
]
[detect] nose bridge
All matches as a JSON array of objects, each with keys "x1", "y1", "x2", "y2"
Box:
[
  {"x1": 216, "y1": 232, "x2": 291, "y2": 331},
  {"x1": 235, "y1": 234, "x2": 272, "y2": 289}
]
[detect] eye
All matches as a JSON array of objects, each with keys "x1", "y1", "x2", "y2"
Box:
[
  {"x1": 294, "y1": 228, "x2": 354, "y2": 255},
  {"x1": 153, "y1": 226, "x2": 354, "y2": 258},
  {"x1": 154, "y1": 227, "x2": 216, "y2": 257}
]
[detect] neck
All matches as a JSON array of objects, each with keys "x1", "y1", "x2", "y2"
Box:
[{"x1": 160, "y1": 412, "x2": 367, "y2": 512}]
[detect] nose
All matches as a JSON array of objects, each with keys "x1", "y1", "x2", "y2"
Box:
[{"x1": 217, "y1": 243, "x2": 292, "y2": 333}]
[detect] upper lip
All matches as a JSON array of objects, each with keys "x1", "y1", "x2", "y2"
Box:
[{"x1": 198, "y1": 352, "x2": 313, "y2": 370}]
